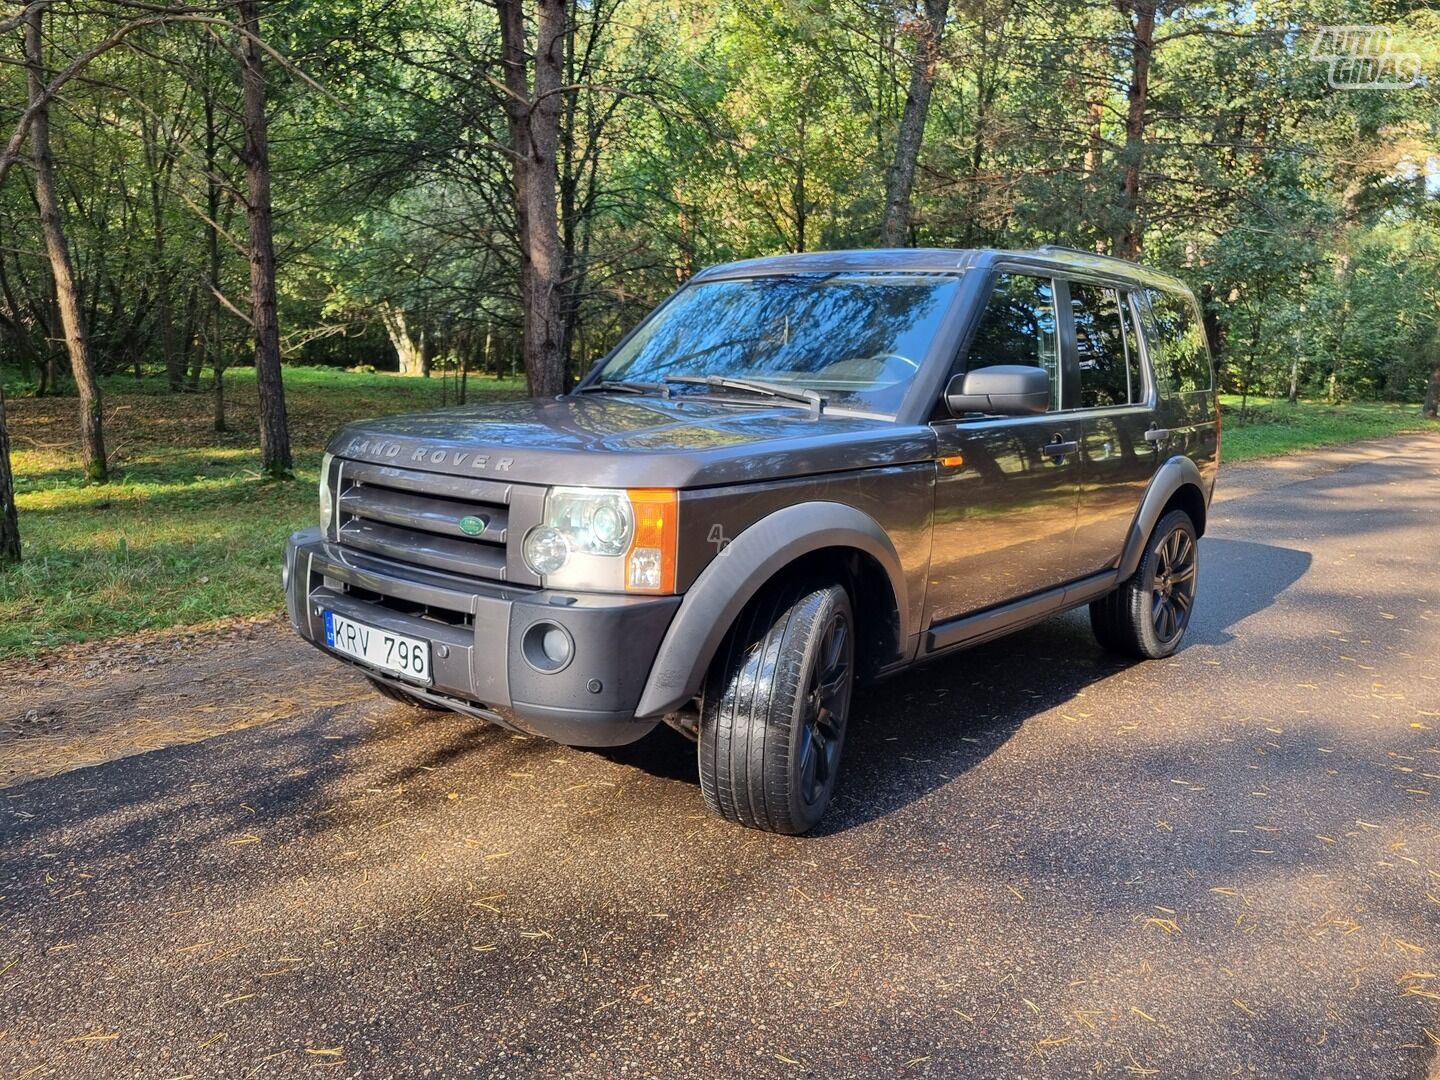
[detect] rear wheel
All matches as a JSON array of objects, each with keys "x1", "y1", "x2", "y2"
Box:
[
  {"x1": 698, "y1": 582, "x2": 855, "y2": 834},
  {"x1": 1090, "y1": 508, "x2": 1199, "y2": 659},
  {"x1": 366, "y1": 675, "x2": 447, "y2": 712}
]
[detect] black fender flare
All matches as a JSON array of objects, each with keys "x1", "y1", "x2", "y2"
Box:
[
  {"x1": 1117, "y1": 455, "x2": 1207, "y2": 580},
  {"x1": 633, "y1": 502, "x2": 908, "y2": 718}
]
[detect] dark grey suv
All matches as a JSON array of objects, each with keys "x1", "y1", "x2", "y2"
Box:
[{"x1": 285, "y1": 246, "x2": 1219, "y2": 833}]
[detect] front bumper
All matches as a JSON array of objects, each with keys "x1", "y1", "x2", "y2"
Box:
[{"x1": 284, "y1": 528, "x2": 680, "y2": 746}]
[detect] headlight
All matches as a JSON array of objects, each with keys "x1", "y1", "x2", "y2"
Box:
[
  {"x1": 523, "y1": 487, "x2": 677, "y2": 593},
  {"x1": 318, "y1": 452, "x2": 335, "y2": 531}
]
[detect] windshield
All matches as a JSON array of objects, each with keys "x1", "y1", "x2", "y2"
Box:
[{"x1": 589, "y1": 272, "x2": 962, "y2": 415}]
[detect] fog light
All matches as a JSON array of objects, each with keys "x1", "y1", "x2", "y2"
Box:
[
  {"x1": 522, "y1": 620, "x2": 574, "y2": 673},
  {"x1": 541, "y1": 625, "x2": 571, "y2": 665}
]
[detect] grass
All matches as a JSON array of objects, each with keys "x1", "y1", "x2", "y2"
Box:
[
  {"x1": 1, "y1": 366, "x2": 524, "y2": 659},
  {"x1": 1219, "y1": 395, "x2": 1437, "y2": 462},
  {"x1": 1, "y1": 371, "x2": 1434, "y2": 659}
]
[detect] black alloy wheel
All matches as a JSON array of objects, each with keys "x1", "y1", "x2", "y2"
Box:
[{"x1": 1149, "y1": 523, "x2": 1197, "y2": 647}]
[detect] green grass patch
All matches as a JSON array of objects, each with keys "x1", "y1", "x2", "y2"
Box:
[
  {"x1": 1219, "y1": 395, "x2": 1437, "y2": 462},
  {"x1": 2, "y1": 365, "x2": 524, "y2": 658}
]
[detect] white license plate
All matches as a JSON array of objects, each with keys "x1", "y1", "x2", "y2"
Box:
[{"x1": 324, "y1": 611, "x2": 432, "y2": 683}]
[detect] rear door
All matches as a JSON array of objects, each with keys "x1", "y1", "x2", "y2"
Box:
[
  {"x1": 925, "y1": 271, "x2": 1083, "y2": 628},
  {"x1": 1065, "y1": 280, "x2": 1163, "y2": 575}
]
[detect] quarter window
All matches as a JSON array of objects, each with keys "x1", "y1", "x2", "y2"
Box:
[
  {"x1": 1071, "y1": 283, "x2": 1137, "y2": 408},
  {"x1": 964, "y1": 273, "x2": 1060, "y2": 411},
  {"x1": 1145, "y1": 288, "x2": 1213, "y2": 394}
]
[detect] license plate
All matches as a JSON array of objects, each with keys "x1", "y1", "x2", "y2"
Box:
[{"x1": 324, "y1": 611, "x2": 431, "y2": 683}]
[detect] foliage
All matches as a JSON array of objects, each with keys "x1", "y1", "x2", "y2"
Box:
[{"x1": 0, "y1": 0, "x2": 1434, "y2": 399}]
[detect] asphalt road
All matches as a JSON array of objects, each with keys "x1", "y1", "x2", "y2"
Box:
[{"x1": 3, "y1": 435, "x2": 1439, "y2": 1080}]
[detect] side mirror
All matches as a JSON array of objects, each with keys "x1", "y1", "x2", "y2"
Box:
[{"x1": 945, "y1": 365, "x2": 1050, "y2": 417}]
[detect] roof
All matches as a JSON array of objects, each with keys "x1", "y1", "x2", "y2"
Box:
[{"x1": 691, "y1": 245, "x2": 1195, "y2": 296}]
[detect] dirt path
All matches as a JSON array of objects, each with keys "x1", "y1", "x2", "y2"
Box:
[{"x1": 0, "y1": 614, "x2": 372, "y2": 789}]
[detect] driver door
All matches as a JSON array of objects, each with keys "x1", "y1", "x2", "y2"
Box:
[{"x1": 924, "y1": 271, "x2": 1084, "y2": 634}]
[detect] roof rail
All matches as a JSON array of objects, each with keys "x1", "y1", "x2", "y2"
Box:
[{"x1": 1035, "y1": 243, "x2": 1135, "y2": 263}]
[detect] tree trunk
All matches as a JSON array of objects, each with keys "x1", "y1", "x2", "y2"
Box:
[
  {"x1": 1424, "y1": 363, "x2": 1440, "y2": 419},
  {"x1": 497, "y1": 0, "x2": 532, "y2": 382},
  {"x1": 1287, "y1": 310, "x2": 1302, "y2": 405},
  {"x1": 793, "y1": 103, "x2": 807, "y2": 253},
  {"x1": 381, "y1": 306, "x2": 425, "y2": 374},
  {"x1": 26, "y1": 6, "x2": 107, "y2": 483},
  {"x1": 176, "y1": 282, "x2": 199, "y2": 388},
  {"x1": 1084, "y1": 61, "x2": 1105, "y2": 252},
  {"x1": 498, "y1": 0, "x2": 569, "y2": 398},
  {"x1": 419, "y1": 325, "x2": 435, "y2": 378},
  {"x1": 215, "y1": 361, "x2": 227, "y2": 432},
  {"x1": 197, "y1": 66, "x2": 222, "y2": 393},
  {"x1": 0, "y1": 256, "x2": 38, "y2": 383},
  {"x1": 879, "y1": 0, "x2": 949, "y2": 247},
  {"x1": 0, "y1": 382, "x2": 19, "y2": 564},
  {"x1": 145, "y1": 115, "x2": 180, "y2": 392},
  {"x1": 236, "y1": 0, "x2": 291, "y2": 477},
  {"x1": 1113, "y1": 0, "x2": 1156, "y2": 260}
]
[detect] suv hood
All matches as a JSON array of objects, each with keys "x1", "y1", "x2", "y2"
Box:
[{"x1": 329, "y1": 394, "x2": 936, "y2": 488}]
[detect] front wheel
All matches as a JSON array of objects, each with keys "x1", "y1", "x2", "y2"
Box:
[
  {"x1": 1090, "y1": 508, "x2": 1199, "y2": 659},
  {"x1": 698, "y1": 582, "x2": 855, "y2": 834}
]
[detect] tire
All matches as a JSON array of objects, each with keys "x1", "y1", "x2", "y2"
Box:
[
  {"x1": 366, "y1": 675, "x2": 447, "y2": 712},
  {"x1": 1090, "y1": 508, "x2": 1199, "y2": 659},
  {"x1": 698, "y1": 581, "x2": 855, "y2": 834}
]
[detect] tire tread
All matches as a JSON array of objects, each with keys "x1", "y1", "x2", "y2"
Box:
[{"x1": 698, "y1": 581, "x2": 851, "y2": 834}]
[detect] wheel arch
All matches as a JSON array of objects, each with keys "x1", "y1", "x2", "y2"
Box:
[
  {"x1": 1118, "y1": 456, "x2": 1209, "y2": 581},
  {"x1": 634, "y1": 502, "x2": 908, "y2": 718}
]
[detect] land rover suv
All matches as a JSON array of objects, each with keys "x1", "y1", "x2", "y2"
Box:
[{"x1": 284, "y1": 247, "x2": 1219, "y2": 833}]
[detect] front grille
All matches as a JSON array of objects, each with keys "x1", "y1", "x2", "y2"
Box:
[{"x1": 330, "y1": 459, "x2": 544, "y2": 587}]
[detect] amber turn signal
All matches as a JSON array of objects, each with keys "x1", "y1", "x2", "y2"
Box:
[{"x1": 625, "y1": 489, "x2": 678, "y2": 593}]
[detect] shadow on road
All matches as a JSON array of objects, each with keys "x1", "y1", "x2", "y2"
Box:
[
  {"x1": 1186, "y1": 537, "x2": 1313, "y2": 646},
  {"x1": 566, "y1": 537, "x2": 1317, "y2": 835},
  {"x1": 0, "y1": 540, "x2": 1317, "y2": 864}
]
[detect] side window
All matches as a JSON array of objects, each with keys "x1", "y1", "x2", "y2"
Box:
[
  {"x1": 1145, "y1": 288, "x2": 1212, "y2": 395},
  {"x1": 1070, "y1": 283, "x2": 1132, "y2": 408},
  {"x1": 963, "y1": 273, "x2": 1060, "y2": 411}
]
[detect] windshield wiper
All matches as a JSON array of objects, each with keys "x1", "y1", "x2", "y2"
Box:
[
  {"x1": 573, "y1": 379, "x2": 671, "y2": 398},
  {"x1": 663, "y1": 374, "x2": 825, "y2": 417}
]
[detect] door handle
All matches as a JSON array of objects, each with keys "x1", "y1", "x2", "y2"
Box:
[
  {"x1": 1046, "y1": 439, "x2": 1079, "y2": 462},
  {"x1": 1144, "y1": 428, "x2": 1172, "y2": 443}
]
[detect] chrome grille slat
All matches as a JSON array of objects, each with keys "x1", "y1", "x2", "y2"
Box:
[
  {"x1": 339, "y1": 519, "x2": 509, "y2": 580},
  {"x1": 339, "y1": 486, "x2": 509, "y2": 544}
]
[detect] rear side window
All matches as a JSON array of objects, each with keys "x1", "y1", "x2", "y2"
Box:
[
  {"x1": 1070, "y1": 283, "x2": 1143, "y2": 407},
  {"x1": 1145, "y1": 289, "x2": 1212, "y2": 394},
  {"x1": 965, "y1": 273, "x2": 1060, "y2": 411}
]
